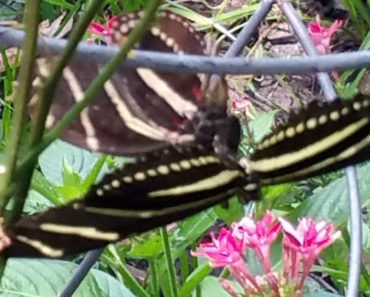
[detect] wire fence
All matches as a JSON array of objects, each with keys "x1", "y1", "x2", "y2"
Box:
[{"x1": 0, "y1": 0, "x2": 367, "y2": 296}]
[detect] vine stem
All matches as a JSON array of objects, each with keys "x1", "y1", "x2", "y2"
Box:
[
  {"x1": 0, "y1": 1, "x2": 40, "y2": 216},
  {"x1": 103, "y1": 247, "x2": 150, "y2": 297},
  {"x1": 160, "y1": 227, "x2": 179, "y2": 297},
  {"x1": 0, "y1": 0, "x2": 41, "y2": 278}
]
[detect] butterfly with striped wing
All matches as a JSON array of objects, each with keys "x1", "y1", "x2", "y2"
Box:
[
  {"x1": 2, "y1": 94, "x2": 370, "y2": 257},
  {"x1": 1, "y1": 11, "x2": 369, "y2": 257},
  {"x1": 32, "y1": 11, "x2": 234, "y2": 156}
]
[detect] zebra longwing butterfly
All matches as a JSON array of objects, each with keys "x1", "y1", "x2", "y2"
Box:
[
  {"x1": 2, "y1": 94, "x2": 370, "y2": 257},
  {"x1": 1, "y1": 10, "x2": 370, "y2": 257}
]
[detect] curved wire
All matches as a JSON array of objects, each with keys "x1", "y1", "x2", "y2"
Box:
[
  {"x1": 0, "y1": 28, "x2": 369, "y2": 75},
  {"x1": 280, "y1": 2, "x2": 361, "y2": 297}
]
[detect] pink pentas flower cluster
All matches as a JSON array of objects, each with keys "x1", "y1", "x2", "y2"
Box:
[
  {"x1": 192, "y1": 211, "x2": 341, "y2": 297},
  {"x1": 307, "y1": 16, "x2": 343, "y2": 54}
]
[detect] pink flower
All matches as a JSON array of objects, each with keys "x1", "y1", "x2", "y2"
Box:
[
  {"x1": 88, "y1": 15, "x2": 118, "y2": 45},
  {"x1": 192, "y1": 228, "x2": 262, "y2": 292},
  {"x1": 307, "y1": 16, "x2": 342, "y2": 54},
  {"x1": 280, "y1": 217, "x2": 341, "y2": 290},
  {"x1": 231, "y1": 95, "x2": 251, "y2": 112},
  {"x1": 232, "y1": 211, "x2": 281, "y2": 274},
  {"x1": 191, "y1": 228, "x2": 244, "y2": 267}
]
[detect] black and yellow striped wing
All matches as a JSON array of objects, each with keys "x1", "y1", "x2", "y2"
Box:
[
  {"x1": 248, "y1": 95, "x2": 370, "y2": 185},
  {"x1": 2, "y1": 145, "x2": 247, "y2": 257},
  {"x1": 32, "y1": 11, "x2": 221, "y2": 156},
  {"x1": 3, "y1": 95, "x2": 370, "y2": 258}
]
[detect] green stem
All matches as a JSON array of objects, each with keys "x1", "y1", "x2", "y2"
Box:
[
  {"x1": 29, "y1": 0, "x2": 104, "y2": 149},
  {"x1": 5, "y1": 0, "x2": 104, "y2": 225},
  {"x1": 0, "y1": 1, "x2": 40, "y2": 217},
  {"x1": 179, "y1": 251, "x2": 189, "y2": 285},
  {"x1": 191, "y1": 242, "x2": 202, "y2": 297},
  {"x1": 179, "y1": 263, "x2": 211, "y2": 297},
  {"x1": 0, "y1": 0, "x2": 40, "y2": 279},
  {"x1": 103, "y1": 247, "x2": 150, "y2": 297},
  {"x1": 17, "y1": 0, "x2": 163, "y2": 183},
  {"x1": 149, "y1": 258, "x2": 160, "y2": 297},
  {"x1": 160, "y1": 227, "x2": 179, "y2": 297}
]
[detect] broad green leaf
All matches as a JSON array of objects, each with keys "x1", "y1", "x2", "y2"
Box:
[
  {"x1": 82, "y1": 154, "x2": 108, "y2": 189},
  {"x1": 55, "y1": 185, "x2": 85, "y2": 200},
  {"x1": 173, "y1": 209, "x2": 218, "y2": 249},
  {"x1": 6, "y1": 190, "x2": 53, "y2": 214},
  {"x1": 38, "y1": 140, "x2": 108, "y2": 185},
  {"x1": 259, "y1": 182, "x2": 296, "y2": 211},
  {"x1": 214, "y1": 196, "x2": 244, "y2": 225},
  {"x1": 23, "y1": 189, "x2": 54, "y2": 213},
  {"x1": 129, "y1": 234, "x2": 163, "y2": 258},
  {"x1": 0, "y1": 259, "x2": 137, "y2": 297},
  {"x1": 200, "y1": 276, "x2": 241, "y2": 297},
  {"x1": 61, "y1": 158, "x2": 83, "y2": 188},
  {"x1": 31, "y1": 170, "x2": 62, "y2": 205},
  {"x1": 288, "y1": 162, "x2": 370, "y2": 225},
  {"x1": 249, "y1": 109, "x2": 279, "y2": 143},
  {"x1": 363, "y1": 221, "x2": 370, "y2": 254}
]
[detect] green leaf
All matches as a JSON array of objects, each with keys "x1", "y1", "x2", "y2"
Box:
[
  {"x1": 55, "y1": 185, "x2": 85, "y2": 200},
  {"x1": 288, "y1": 162, "x2": 370, "y2": 225},
  {"x1": 61, "y1": 158, "x2": 83, "y2": 188},
  {"x1": 129, "y1": 234, "x2": 163, "y2": 258},
  {"x1": 82, "y1": 154, "x2": 108, "y2": 189},
  {"x1": 200, "y1": 276, "x2": 241, "y2": 297},
  {"x1": 259, "y1": 182, "x2": 296, "y2": 211},
  {"x1": 249, "y1": 109, "x2": 279, "y2": 143},
  {"x1": 38, "y1": 140, "x2": 108, "y2": 185},
  {"x1": 0, "y1": 259, "x2": 137, "y2": 297},
  {"x1": 31, "y1": 170, "x2": 62, "y2": 205},
  {"x1": 172, "y1": 209, "x2": 218, "y2": 250},
  {"x1": 363, "y1": 221, "x2": 370, "y2": 254},
  {"x1": 23, "y1": 189, "x2": 54, "y2": 213},
  {"x1": 214, "y1": 196, "x2": 243, "y2": 225}
]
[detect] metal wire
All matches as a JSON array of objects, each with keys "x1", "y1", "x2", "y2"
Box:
[
  {"x1": 279, "y1": 2, "x2": 361, "y2": 297},
  {"x1": 279, "y1": 1, "x2": 337, "y2": 100},
  {"x1": 0, "y1": 27, "x2": 369, "y2": 74},
  {"x1": 345, "y1": 167, "x2": 363, "y2": 297},
  {"x1": 58, "y1": 249, "x2": 103, "y2": 297},
  {"x1": 224, "y1": 0, "x2": 274, "y2": 57}
]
